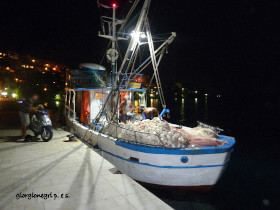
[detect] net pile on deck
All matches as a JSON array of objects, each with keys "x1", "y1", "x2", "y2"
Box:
[{"x1": 102, "y1": 117, "x2": 227, "y2": 148}]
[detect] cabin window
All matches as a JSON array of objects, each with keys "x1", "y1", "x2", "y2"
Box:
[{"x1": 95, "y1": 93, "x2": 104, "y2": 99}]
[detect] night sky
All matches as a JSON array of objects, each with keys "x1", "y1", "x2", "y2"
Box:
[{"x1": 1, "y1": 0, "x2": 279, "y2": 94}]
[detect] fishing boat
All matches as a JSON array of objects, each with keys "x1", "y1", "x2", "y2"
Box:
[{"x1": 65, "y1": 0, "x2": 235, "y2": 190}]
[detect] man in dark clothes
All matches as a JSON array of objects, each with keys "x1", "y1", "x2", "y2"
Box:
[{"x1": 19, "y1": 94, "x2": 39, "y2": 138}]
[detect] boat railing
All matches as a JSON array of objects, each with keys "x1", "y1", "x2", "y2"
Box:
[{"x1": 102, "y1": 122, "x2": 165, "y2": 147}]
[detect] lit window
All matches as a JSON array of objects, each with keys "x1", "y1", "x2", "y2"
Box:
[
  {"x1": 95, "y1": 93, "x2": 104, "y2": 99},
  {"x1": 22, "y1": 65, "x2": 25, "y2": 68}
]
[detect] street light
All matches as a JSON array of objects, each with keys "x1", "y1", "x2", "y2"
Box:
[{"x1": 1, "y1": 91, "x2": 8, "y2": 96}]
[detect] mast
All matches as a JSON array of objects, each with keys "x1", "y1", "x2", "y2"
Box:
[
  {"x1": 98, "y1": 3, "x2": 125, "y2": 84},
  {"x1": 112, "y1": 4, "x2": 116, "y2": 74},
  {"x1": 93, "y1": 0, "x2": 176, "y2": 125}
]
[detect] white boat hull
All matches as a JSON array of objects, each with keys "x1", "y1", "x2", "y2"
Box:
[{"x1": 66, "y1": 116, "x2": 235, "y2": 189}]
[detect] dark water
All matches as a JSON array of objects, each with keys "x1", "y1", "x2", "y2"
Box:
[
  {"x1": 145, "y1": 94, "x2": 279, "y2": 210},
  {"x1": 0, "y1": 96, "x2": 278, "y2": 209}
]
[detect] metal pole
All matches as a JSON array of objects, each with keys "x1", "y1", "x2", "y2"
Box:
[
  {"x1": 68, "y1": 91, "x2": 71, "y2": 117},
  {"x1": 112, "y1": 5, "x2": 116, "y2": 80},
  {"x1": 73, "y1": 91, "x2": 76, "y2": 120}
]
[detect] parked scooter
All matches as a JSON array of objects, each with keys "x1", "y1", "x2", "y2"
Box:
[{"x1": 30, "y1": 104, "x2": 53, "y2": 141}]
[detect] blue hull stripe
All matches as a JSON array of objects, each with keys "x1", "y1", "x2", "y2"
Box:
[
  {"x1": 115, "y1": 135, "x2": 235, "y2": 155},
  {"x1": 100, "y1": 148, "x2": 229, "y2": 169}
]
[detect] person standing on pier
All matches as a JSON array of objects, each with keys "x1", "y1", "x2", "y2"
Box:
[{"x1": 18, "y1": 93, "x2": 39, "y2": 139}]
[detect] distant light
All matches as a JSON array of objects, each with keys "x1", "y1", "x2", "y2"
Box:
[
  {"x1": 195, "y1": 98, "x2": 198, "y2": 103},
  {"x1": 55, "y1": 94, "x2": 61, "y2": 100},
  {"x1": 1, "y1": 91, "x2": 8, "y2": 96},
  {"x1": 44, "y1": 88, "x2": 47, "y2": 91},
  {"x1": 0, "y1": 52, "x2": 2, "y2": 55},
  {"x1": 37, "y1": 84, "x2": 39, "y2": 86},
  {"x1": 32, "y1": 59, "x2": 35, "y2": 63},
  {"x1": 194, "y1": 91, "x2": 198, "y2": 94},
  {"x1": 6, "y1": 67, "x2": 10, "y2": 70},
  {"x1": 45, "y1": 67, "x2": 48, "y2": 70},
  {"x1": 205, "y1": 93, "x2": 208, "y2": 96},
  {"x1": 22, "y1": 65, "x2": 25, "y2": 68},
  {"x1": 30, "y1": 66, "x2": 34, "y2": 69},
  {"x1": 53, "y1": 81, "x2": 56, "y2": 84},
  {"x1": 112, "y1": 3, "x2": 117, "y2": 7},
  {"x1": 52, "y1": 67, "x2": 56, "y2": 71},
  {"x1": 15, "y1": 78, "x2": 18, "y2": 82},
  {"x1": 42, "y1": 72, "x2": 45, "y2": 74},
  {"x1": 12, "y1": 93, "x2": 17, "y2": 98},
  {"x1": 182, "y1": 88, "x2": 184, "y2": 91},
  {"x1": 217, "y1": 94, "x2": 221, "y2": 98},
  {"x1": 56, "y1": 101, "x2": 59, "y2": 105}
]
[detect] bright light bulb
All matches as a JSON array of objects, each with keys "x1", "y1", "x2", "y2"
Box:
[
  {"x1": 140, "y1": 33, "x2": 146, "y2": 38},
  {"x1": 131, "y1": 31, "x2": 136, "y2": 37}
]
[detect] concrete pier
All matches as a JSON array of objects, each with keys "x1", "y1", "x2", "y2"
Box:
[{"x1": 0, "y1": 129, "x2": 172, "y2": 210}]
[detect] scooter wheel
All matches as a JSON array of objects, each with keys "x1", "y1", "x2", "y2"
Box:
[{"x1": 41, "y1": 128, "x2": 53, "y2": 142}]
